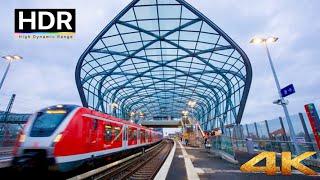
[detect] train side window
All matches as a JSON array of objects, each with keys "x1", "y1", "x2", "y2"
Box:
[
  {"x1": 141, "y1": 131, "x2": 145, "y2": 142},
  {"x1": 129, "y1": 129, "x2": 133, "y2": 140},
  {"x1": 93, "y1": 119, "x2": 98, "y2": 130},
  {"x1": 133, "y1": 130, "x2": 137, "y2": 140},
  {"x1": 114, "y1": 127, "x2": 120, "y2": 141},
  {"x1": 104, "y1": 125, "x2": 112, "y2": 142},
  {"x1": 128, "y1": 128, "x2": 136, "y2": 140}
]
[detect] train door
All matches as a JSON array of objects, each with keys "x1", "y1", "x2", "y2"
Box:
[
  {"x1": 113, "y1": 124, "x2": 122, "y2": 148},
  {"x1": 137, "y1": 128, "x2": 140, "y2": 145},
  {"x1": 140, "y1": 129, "x2": 145, "y2": 144},
  {"x1": 122, "y1": 125, "x2": 128, "y2": 148},
  {"x1": 89, "y1": 119, "x2": 99, "y2": 151},
  {"x1": 145, "y1": 130, "x2": 149, "y2": 143}
]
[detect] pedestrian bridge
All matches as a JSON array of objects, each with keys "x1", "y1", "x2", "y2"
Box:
[
  {"x1": 0, "y1": 112, "x2": 30, "y2": 124},
  {"x1": 140, "y1": 120, "x2": 181, "y2": 128}
]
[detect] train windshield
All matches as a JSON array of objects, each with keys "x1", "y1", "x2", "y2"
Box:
[{"x1": 30, "y1": 109, "x2": 69, "y2": 137}]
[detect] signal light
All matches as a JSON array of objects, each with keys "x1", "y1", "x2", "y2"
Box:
[{"x1": 19, "y1": 134, "x2": 26, "y2": 143}]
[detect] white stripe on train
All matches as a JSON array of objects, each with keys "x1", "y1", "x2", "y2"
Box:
[{"x1": 55, "y1": 141, "x2": 159, "y2": 163}]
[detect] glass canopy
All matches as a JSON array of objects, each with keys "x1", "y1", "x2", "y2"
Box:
[{"x1": 75, "y1": 0, "x2": 252, "y2": 130}]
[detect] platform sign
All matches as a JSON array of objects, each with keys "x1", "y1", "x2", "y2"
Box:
[
  {"x1": 281, "y1": 84, "x2": 295, "y2": 97},
  {"x1": 304, "y1": 103, "x2": 320, "y2": 149}
]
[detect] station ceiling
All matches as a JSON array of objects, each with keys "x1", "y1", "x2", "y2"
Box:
[{"x1": 75, "y1": 0, "x2": 252, "y2": 130}]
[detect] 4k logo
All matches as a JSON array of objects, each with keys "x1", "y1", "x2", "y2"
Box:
[
  {"x1": 240, "y1": 151, "x2": 318, "y2": 175},
  {"x1": 15, "y1": 9, "x2": 75, "y2": 33}
]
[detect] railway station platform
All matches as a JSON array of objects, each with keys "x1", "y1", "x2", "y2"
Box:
[{"x1": 161, "y1": 140, "x2": 317, "y2": 180}]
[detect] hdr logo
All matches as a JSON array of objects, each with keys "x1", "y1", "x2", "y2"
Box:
[{"x1": 14, "y1": 9, "x2": 75, "y2": 39}]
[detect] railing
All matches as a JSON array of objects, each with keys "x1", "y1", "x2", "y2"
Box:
[
  {"x1": 0, "y1": 136, "x2": 17, "y2": 147},
  {"x1": 209, "y1": 112, "x2": 320, "y2": 161},
  {"x1": 232, "y1": 139, "x2": 319, "y2": 158},
  {"x1": 210, "y1": 135, "x2": 320, "y2": 165},
  {"x1": 210, "y1": 135, "x2": 235, "y2": 157}
]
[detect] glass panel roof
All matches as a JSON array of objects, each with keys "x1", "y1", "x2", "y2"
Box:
[{"x1": 76, "y1": 0, "x2": 252, "y2": 130}]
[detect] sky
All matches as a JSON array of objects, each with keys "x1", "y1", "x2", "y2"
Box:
[{"x1": 0, "y1": 0, "x2": 320, "y2": 126}]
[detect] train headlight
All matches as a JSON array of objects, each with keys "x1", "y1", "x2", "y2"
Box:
[
  {"x1": 19, "y1": 134, "x2": 26, "y2": 143},
  {"x1": 53, "y1": 133, "x2": 63, "y2": 143}
]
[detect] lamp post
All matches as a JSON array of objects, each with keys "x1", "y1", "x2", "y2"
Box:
[
  {"x1": 188, "y1": 100, "x2": 197, "y2": 131},
  {"x1": 181, "y1": 110, "x2": 189, "y2": 134},
  {"x1": 111, "y1": 102, "x2": 118, "y2": 117},
  {"x1": 138, "y1": 112, "x2": 144, "y2": 123},
  {"x1": 129, "y1": 111, "x2": 135, "y2": 123},
  {"x1": 188, "y1": 100, "x2": 196, "y2": 118},
  {"x1": 139, "y1": 112, "x2": 144, "y2": 119},
  {"x1": 0, "y1": 55, "x2": 23, "y2": 91},
  {"x1": 250, "y1": 36, "x2": 300, "y2": 154},
  {"x1": 182, "y1": 110, "x2": 189, "y2": 117},
  {"x1": 182, "y1": 110, "x2": 189, "y2": 124}
]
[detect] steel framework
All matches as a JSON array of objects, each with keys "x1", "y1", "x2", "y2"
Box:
[{"x1": 75, "y1": 0, "x2": 252, "y2": 130}]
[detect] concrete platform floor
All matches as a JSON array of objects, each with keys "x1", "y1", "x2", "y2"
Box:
[{"x1": 166, "y1": 140, "x2": 319, "y2": 180}]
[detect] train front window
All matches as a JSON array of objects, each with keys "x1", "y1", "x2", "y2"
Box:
[{"x1": 30, "y1": 110, "x2": 68, "y2": 137}]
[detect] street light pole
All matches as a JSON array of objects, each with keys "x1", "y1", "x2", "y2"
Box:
[
  {"x1": 0, "y1": 55, "x2": 23, "y2": 91},
  {"x1": 0, "y1": 60, "x2": 12, "y2": 91},
  {"x1": 188, "y1": 100, "x2": 196, "y2": 122},
  {"x1": 264, "y1": 42, "x2": 300, "y2": 154},
  {"x1": 251, "y1": 37, "x2": 300, "y2": 154}
]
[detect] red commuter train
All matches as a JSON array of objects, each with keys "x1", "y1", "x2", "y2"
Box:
[{"x1": 12, "y1": 105, "x2": 162, "y2": 172}]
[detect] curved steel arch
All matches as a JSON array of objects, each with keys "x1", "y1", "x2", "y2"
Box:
[
  {"x1": 75, "y1": 0, "x2": 252, "y2": 130},
  {"x1": 110, "y1": 78, "x2": 223, "y2": 117},
  {"x1": 97, "y1": 57, "x2": 236, "y2": 119}
]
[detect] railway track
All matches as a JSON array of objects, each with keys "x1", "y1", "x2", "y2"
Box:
[{"x1": 69, "y1": 139, "x2": 173, "y2": 180}]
